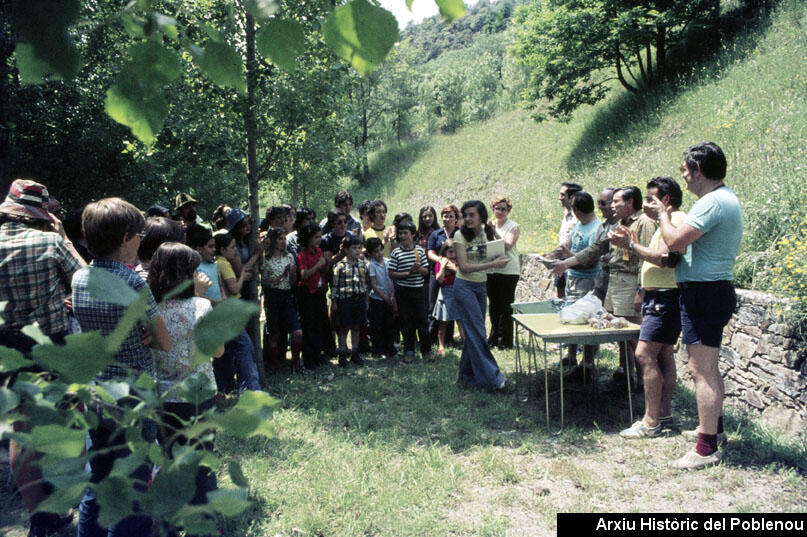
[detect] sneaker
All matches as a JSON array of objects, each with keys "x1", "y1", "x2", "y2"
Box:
[
  {"x1": 658, "y1": 415, "x2": 676, "y2": 429},
  {"x1": 423, "y1": 351, "x2": 435, "y2": 362},
  {"x1": 612, "y1": 367, "x2": 627, "y2": 381},
  {"x1": 620, "y1": 420, "x2": 663, "y2": 438},
  {"x1": 673, "y1": 448, "x2": 722, "y2": 470},
  {"x1": 681, "y1": 427, "x2": 728, "y2": 446},
  {"x1": 350, "y1": 350, "x2": 364, "y2": 366},
  {"x1": 402, "y1": 352, "x2": 415, "y2": 364},
  {"x1": 337, "y1": 351, "x2": 348, "y2": 368},
  {"x1": 564, "y1": 364, "x2": 594, "y2": 383},
  {"x1": 496, "y1": 378, "x2": 510, "y2": 391}
]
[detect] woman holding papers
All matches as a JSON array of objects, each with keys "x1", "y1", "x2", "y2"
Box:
[
  {"x1": 453, "y1": 200, "x2": 510, "y2": 391},
  {"x1": 487, "y1": 196, "x2": 521, "y2": 349}
]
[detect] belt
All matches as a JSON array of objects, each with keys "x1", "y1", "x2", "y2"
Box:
[
  {"x1": 643, "y1": 288, "x2": 678, "y2": 295},
  {"x1": 677, "y1": 280, "x2": 732, "y2": 289}
]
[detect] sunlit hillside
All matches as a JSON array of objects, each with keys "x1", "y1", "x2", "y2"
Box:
[{"x1": 358, "y1": 0, "x2": 806, "y2": 303}]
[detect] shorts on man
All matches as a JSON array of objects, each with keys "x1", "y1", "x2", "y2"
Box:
[
  {"x1": 603, "y1": 271, "x2": 639, "y2": 318},
  {"x1": 638, "y1": 289, "x2": 681, "y2": 345},
  {"x1": 679, "y1": 281, "x2": 735, "y2": 348}
]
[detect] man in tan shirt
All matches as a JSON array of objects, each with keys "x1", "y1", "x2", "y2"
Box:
[{"x1": 552, "y1": 186, "x2": 656, "y2": 385}]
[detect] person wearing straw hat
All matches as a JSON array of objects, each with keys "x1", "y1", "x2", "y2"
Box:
[{"x1": 0, "y1": 178, "x2": 86, "y2": 537}]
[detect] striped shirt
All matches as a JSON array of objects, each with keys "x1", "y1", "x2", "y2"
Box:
[
  {"x1": 0, "y1": 222, "x2": 81, "y2": 334},
  {"x1": 72, "y1": 259, "x2": 159, "y2": 381},
  {"x1": 389, "y1": 245, "x2": 427, "y2": 288}
]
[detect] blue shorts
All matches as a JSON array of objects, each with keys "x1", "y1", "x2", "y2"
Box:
[
  {"x1": 335, "y1": 295, "x2": 367, "y2": 327},
  {"x1": 264, "y1": 288, "x2": 301, "y2": 334},
  {"x1": 638, "y1": 289, "x2": 681, "y2": 345},
  {"x1": 679, "y1": 281, "x2": 736, "y2": 348}
]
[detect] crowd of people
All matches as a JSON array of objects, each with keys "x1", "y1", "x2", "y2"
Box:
[{"x1": 0, "y1": 141, "x2": 743, "y2": 536}]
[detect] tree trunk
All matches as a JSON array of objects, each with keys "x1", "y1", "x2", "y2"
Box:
[
  {"x1": 243, "y1": 12, "x2": 266, "y2": 385},
  {"x1": 656, "y1": 24, "x2": 666, "y2": 82},
  {"x1": 0, "y1": 10, "x2": 15, "y2": 188}
]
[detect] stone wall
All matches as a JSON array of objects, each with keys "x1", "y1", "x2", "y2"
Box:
[{"x1": 515, "y1": 256, "x2": 807, "y2": 434}]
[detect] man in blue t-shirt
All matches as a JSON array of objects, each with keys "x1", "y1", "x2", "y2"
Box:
[
  {"x1": 644, "y1": 142, "x2": 743, "y2": 470},
  {"x1": 563, "y1": 191, "x2": 602, "y2": 376}
]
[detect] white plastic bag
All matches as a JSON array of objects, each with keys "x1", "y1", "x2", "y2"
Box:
[{"x1": 559, "y1": 292, "x2": 603, "y2": 324}]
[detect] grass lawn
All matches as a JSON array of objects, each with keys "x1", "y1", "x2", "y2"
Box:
[{"x1": 2, "y1": 346, "x2": 805, "y2": 536}]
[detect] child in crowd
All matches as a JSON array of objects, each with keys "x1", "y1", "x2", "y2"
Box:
[
  {"x1": 286, "y1": 207, "x2": 315, "y2": 257},
  {"x1": 433, "y1": 241, "x2": 464, "y2": 356},
  {"x1": 389, "y1": 220, "x2": 432, "y2": 363},
  {"x1": 213, "y1": 232, "x2": 261, "y2": 392},
  {"x1": 148, "y1": 242, "x2": 221, "y2": 508},
  {"x1": 296, "y1": 222, "x2": 330, "y2": 368},
  {"x1": 71, "y1": 197, "x2": 172, "y2": 537},
  {"x1": 260, "y1": 227, "x2": 303, "y2": 370},
  {"x1": 364, "y1": 200, "x2": 392, "y2": 257},
  {"x1": 366, "y1": 237, "x2": 397, "y2": 358},
  {"x1": 187, "y1": 225, "x2": 223, "y2": 304},
  {"x1": 331, "y1": 235, "x2": 368, "y2": 366}
]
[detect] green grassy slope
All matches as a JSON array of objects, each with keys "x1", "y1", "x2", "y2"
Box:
[{"x1": 358, "y1": 0, "x2": 807, "y2": 299}]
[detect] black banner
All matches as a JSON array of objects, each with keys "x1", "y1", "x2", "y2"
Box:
[{"x1": 558, "y1": 513, "x2": 807, "y2": 536}]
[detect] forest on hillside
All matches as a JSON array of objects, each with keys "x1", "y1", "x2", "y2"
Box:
[{"x1": 2, "y1": 0, "x2": 772, "y2": 217}]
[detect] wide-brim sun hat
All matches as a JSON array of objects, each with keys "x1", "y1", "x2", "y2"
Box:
[
  {"x1": 226, "y1": 208, "x2": 248, "y2": 231},
  {"x1": 0, "y1": 179, "x2": 54, "y2": 222},
  {"x1": 175, "y1": 192, "x2": 197, "y2": 211}
]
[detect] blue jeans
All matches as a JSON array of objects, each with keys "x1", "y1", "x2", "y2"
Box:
[
  {"x1": 77, "y1": 413, "x2": 154, "y2": 537},
  {"x1": 230, "y1": 330, "x2": 261, "y2": 392},
  {"x1": 454, "y1": 278, "x2": 504, "y2": 391}
]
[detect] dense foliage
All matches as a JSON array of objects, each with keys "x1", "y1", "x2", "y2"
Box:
[{"x1": 509, "y1": 0, "x2": 720, "y2": 120}]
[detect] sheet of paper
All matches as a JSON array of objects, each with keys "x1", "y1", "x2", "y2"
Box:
[{"x1": 485, "y1": 239, "x2": 506, "y2": 261}]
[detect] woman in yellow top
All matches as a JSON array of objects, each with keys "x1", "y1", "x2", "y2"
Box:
[{"x1": 453, "y1": 200, "x2": 510, "y2": 391}]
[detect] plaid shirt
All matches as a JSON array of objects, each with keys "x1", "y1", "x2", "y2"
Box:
[
  {"x1": 0, "y1": 222, "x2": 81, "y2": 334},
  {"x1": 72, "y1": 259, "x2": 159, "y2": 381},
  {"x1": 331, "y1": 258, "x2": 368, "y2": 300}
]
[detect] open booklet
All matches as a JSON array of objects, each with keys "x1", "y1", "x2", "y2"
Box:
[{"x1": 483, "y1": 239, "x2": 506, "y2": 261}]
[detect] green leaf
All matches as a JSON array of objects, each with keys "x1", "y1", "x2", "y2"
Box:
[
  {"x1": 95, "y1": 381, "x2": 130, "y2": 403},
  {"x1": 0, "y1": 345, "x2": 33, "y2": 373},
  {"x1": 206, "y1": 488, "x2": 250, "y2": 517},
  {"x1": 38, "y1": 482, "x2": 90, "y2": 514},
  {"x1": 193, "y1": 298, "x2": 258, "y2": 357},
  {"x1": 153, "y1": 13, "x2": 179, "y2": 40},
  {"x1": 212, "y1": 390, "x2": 277, "y2": 438},
  {"x1": 105, "y1": 41, "x2": 181, "y2": 146},
  {"x1": 14, "y1": 43, "x2": 54, "y2": 84},
  {"x1": 96, "y1": 476, "x2": 136, "y2": 527},
  {"x1": 21, "y1": 324, "x2": 52, "y2": 346},
  {"x1": 256, "y1": 18, "x2": 306, "y2": 72},
  {"x1": 0, "y1": 388, "x2": 20, "y2": 416},
  {"x1": 145, "y1": 466, "x2": 196, "y2": 517},
  {"x1": 406, "y1": 0, "x2": 414, "y2": 10},
  {"x1": 162, "y1": 280, "x2": 193, "y2": 301},
  {"x1": 135, "y1": 371, "x2": 156, "y2": 390},
  {"x1": 32, "y1": 332, "x2": 111, "y2": 384},
  {"x1": 322, "y1": 0, "x2": 399, "y2": 77},
  {"x1": 11, "y1": 0, "x2": 82, "y2": 82},
  {"x1": 86, "y1": 266, "x2": 140, "y2": 306},
  {"x1": 29, "y1": 424, "x2": 85, "y2": 457},
  {"x1": 106, "y1": 292, "x2": 149, "y2": 355},
  {"x1": 244, "y1": 0, "x2": 279, "y2": 20},
  {"x1": 197, "y1": 41, "x2": 245, "y2": 93},
  {"x1": 173, "y1": 372, "x2": 217, "y2": 406},
  {"x1": 436, "y1": 0, "x2": 467, "y2": 21},
  {"x1": 228, "y1": 460, "x2": 249, "y2": 488}
]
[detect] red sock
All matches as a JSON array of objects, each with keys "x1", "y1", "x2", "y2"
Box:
[
  {"x1": 717, "y1": 415, "x2": 724, "y2": 434},
  {"x1": 696, "y1": 433, "x2": 717, "y2": 456},
  {"x1": 291, "y1": 341, "x2": 302, "y2": 368}
]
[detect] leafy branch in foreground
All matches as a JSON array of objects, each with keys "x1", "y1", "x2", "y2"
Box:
[
  {"x1": 9, "y1": 0, "x2": 466, "y2": 146},
  {"x1": 0, "y1": 271, "x2": 277, "y2": 535}
]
